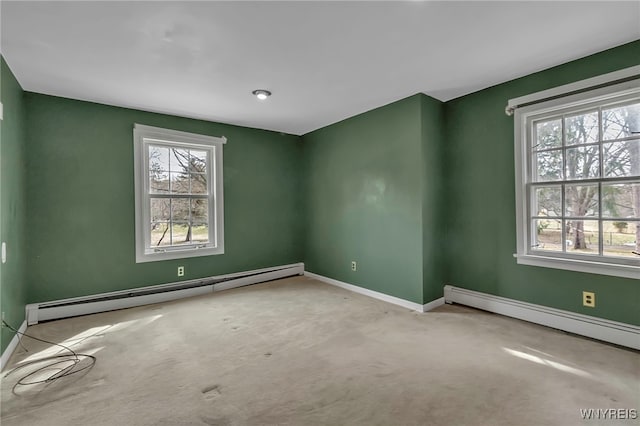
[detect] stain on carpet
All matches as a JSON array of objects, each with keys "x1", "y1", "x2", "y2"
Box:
[
  {"x1": 199, "y1": 416, "x2": 230, "y2": 426},
  {"x1": 201, "y1": 384, "x2": 222, "y2": 401}
]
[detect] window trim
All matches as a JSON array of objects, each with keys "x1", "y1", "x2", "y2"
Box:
[
  {"x1": 133, "y1": 124, "x2": 226, "y2": 263},
  {"x1": 514, "y1": 79, "x2": 640, "y2": 279},
  {"x1": 506, "y1": 65, "x2": 640, "y2": 115}
]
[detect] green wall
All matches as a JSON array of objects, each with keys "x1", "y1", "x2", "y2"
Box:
[
  {"x1": 1, "y1": 59, "x2": 27, "y2": 352},
  {"x1": 25, "y1": 93, "x2": 303, "y2": 303},
  {"x1": 303, "y1": 95, "x2": 427, "y2": 304},
  {"x1": 302, "y1": 94, "x2": 447, "y2": 305},
  {"x1": 421, "y1": 95, "x2": 446, "y2": 303},
  {"x1": 444, "y1": 41, "x2": 640, "y2": 325}
]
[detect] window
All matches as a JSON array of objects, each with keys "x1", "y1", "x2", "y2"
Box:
[
  {"x1": 514, "y1": 79, "x2": 640, "y2": 279},
  {"x1": 133, "y1": 124, "x2": 225, "y2": 263}
]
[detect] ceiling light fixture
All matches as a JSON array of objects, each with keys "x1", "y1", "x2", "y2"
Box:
[{"x1": 252, "y1": 89, "x2": 271, "y2": 100}]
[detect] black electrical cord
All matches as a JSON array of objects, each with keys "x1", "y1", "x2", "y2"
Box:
[{"x1": 2, "y1": 320, "x2": 96, "y2": 386}]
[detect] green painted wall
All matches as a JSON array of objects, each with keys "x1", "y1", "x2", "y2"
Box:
[
  {"x1": 303, "y1": 95, "x2": 425, "y2": 304},
  {"x1": 25, "y1": 93, "x2": 303, "y2": 303},
  {"x1": 1, "y1": 59, "x2": 27, "y2": 352},
  {"x1": 302, "y1": 94, "x2": 447, "y2": 305},
  {"x1": 444, "y1": 41, "x2": 640, "y2": 325},
  {"x1": 421, "y1": 94, "x2": 446, "y2": 303}
]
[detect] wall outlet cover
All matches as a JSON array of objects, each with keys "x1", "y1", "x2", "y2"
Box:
[{"x1": 583, "y1": 291, "x2": 595, "y2": 308}]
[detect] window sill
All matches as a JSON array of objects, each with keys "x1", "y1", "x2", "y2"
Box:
[
  {"x1": 515, "y1": 253, "x2": 639, "y2": 279},
  {"x1": 136, "y1": 246, "x2": 224, "y2": 263}
]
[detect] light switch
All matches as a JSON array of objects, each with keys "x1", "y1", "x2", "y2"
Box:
[{"x1": 2, "y1": 242, "x2": 6, "y2": 264}]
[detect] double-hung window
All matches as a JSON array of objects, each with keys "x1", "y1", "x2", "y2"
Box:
[
  {"x1": 513, "y1": 77, "x2": 640, "y2": 279},
  {"x1": 133, "y1": 124, "x2": 225, "y2": 263}
]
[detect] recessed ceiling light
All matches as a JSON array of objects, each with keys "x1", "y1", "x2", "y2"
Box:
[{"x1": 252, "y1": 89, "x2": 271, "y2": 100}]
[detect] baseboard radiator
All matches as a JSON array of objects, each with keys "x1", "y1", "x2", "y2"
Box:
[
  {"x1": 444, "y1": 285, "x2": 640, "y2": 350},
  {"x1": 26, "y1": 263, "x2": 304, "y2": 325}
]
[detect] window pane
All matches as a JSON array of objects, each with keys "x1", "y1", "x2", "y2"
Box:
[
  {"x1": 604, "y1": 140, "x2": 640, "y2": 178},
  {"x1": 190, "y1": 173, "x2": 208, "y2": 194},
  {"x1": 565, "y1": 111, "x2": 598, "y2": 145},
  {"x1": 150, "y1": 222, "x2": 170, "y2": 247},
  {"x1": 150, "y1": 198, "x2": 170, "y2": 221},
  {"x1": 171, "y1": 223, "x2": 190, "y2": 245},
  {"x1": 170, "y1": 148, "x2": 189, "y2": 173},
  {"x1": 533, "y1": 186, "x2": 561, "y2": 217},
  {"x1": 602, "y1": 182, "x2": 640, "y2": 219},
  {"x1": 149, "y1": 145, "x2": 169, "y2": 172},
  {"x1": 603, "y1": 221, "x2": 639, "y2": 257},
  {"x1": 150, "y1": 171, "x2": 169, "y2": 194},
  {"x1": 565, "y1": 145, "x2": 599, "y2": 179},
  {"x1": 565, "y1": 184, "x2": 598, "y2": 217},
  {"x1": 535, "y1": 119, "x2": 562, "y2": 150},
  {"x1": 190, "y1": 150, "x2": 207, "y2": 173},
  {"x1": 533, "y1": 219, "x2": 563, "y2": 252},
  {"x1": 603, "y1": 102, "x2": 640, "y2": 140},
  {"x1": 535, "y1": 150, "x2": 563, "y2": 181},
  {"x1": 190, "y1": 223, "x2": 209, "y2": 243},
  {"x1": 171, "y1": 198, "x2": 190, "y2": 221},
  {"x1": 191, "y1": 199, "x2": 208, "y2": 222},
  {"x1": 565, "y1": 220, "x2": 600, "y2": 254},
  {"x1": 170, "y1": 172, "x2": 189, "y2": 194}
]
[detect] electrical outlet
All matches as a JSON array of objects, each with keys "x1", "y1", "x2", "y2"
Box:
[
  {"x1": 1, "y1": 311, "x2": 5, "y2": 326},
  {"x1": 351, "y1": 261, "x2": 357, "y2": 271},
  {"x1": 583, "y1": 291, "x2": 595, "y2": 308},
  {"x1": 177, "y1": 266, "x2": 185, "y2": 277}
]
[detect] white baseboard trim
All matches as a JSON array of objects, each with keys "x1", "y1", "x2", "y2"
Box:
[
  {"x1": 26, "y1": 263, "x2": 304, "y2": 325},
  {"x1": 444, "y1": 285, "x2": 640, "y2": 350},
  {"x1": 423, "y1": 297, "x2": 445, "y2": 312},
  {"x1": 1, "y1": 320, "x2": 27, "y2": 371},
  {"x1": 304, "y1": 272, "x2": 443, "y2": 313}
]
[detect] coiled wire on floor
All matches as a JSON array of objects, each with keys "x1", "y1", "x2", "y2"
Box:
[{"x1": 2, "y1": 320, "x2": 96, "y2": 387}]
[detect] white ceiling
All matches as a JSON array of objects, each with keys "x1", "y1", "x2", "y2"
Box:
[{"x1": 2, "y1": 1, "x2": 639, "y2": 135}]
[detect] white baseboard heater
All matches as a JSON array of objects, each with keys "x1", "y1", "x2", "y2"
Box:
[
  {"x1": 26, "y1": 263, "x2": 304, "y2": 325},
  {"x1": 444, "y1": 285, "x2": 640, "y2": 350}
]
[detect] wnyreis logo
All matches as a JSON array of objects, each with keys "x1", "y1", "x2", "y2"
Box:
[{"x1": 580, "y1": 408, "x2": 637, "y2": 420}]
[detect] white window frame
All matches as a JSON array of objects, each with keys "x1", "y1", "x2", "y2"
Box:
[
  {"x1": 133, "y1": 124, "x2": 225, "y2": 263},
  {"x1": 514, "y1": 79, "x2": 640, "y2": 279}
]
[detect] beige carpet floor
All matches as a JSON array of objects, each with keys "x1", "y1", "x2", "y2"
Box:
[{"x1": 1, "y1": 276, "x2": 638, "y2": 426}]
